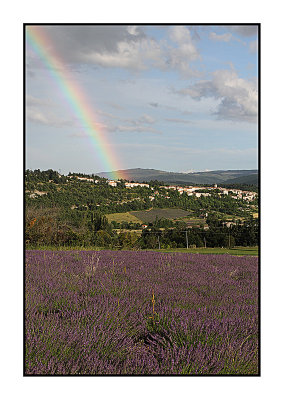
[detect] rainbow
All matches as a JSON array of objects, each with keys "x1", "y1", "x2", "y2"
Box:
[{"x1": 26, "y1": 25, "x2": 126, "y2": 180}]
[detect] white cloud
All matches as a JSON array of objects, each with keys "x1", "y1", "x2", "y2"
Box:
[
  {"x1": 27, "y1": 108, "x2": 50, "y2": 125},
  {"x1": 96, "y1": 109, "x2": 120, "y2": 120},
  {"x1": 83, "y1": 36, "x2": 167, "y2": 71},
  {"x1": 176, "y1": 69, "x2": 258, "y2": 122},
  {"x1": 169, "y1": 26, "x2": 192, "y2": 44},
  {"x1": 26, "y1": 95, "x2": 75, "y2": 127},
  {"x1": 209, "y1": 32, "x2": 233, "y2": 42},
  {"x1": 96, "y1": 110, "x2": 157, "y2": 130},
  {"x1": 127, "y1": 26, "x2": 139, "y2": 36},
  {"x1": 113, "y1": 125, "x2": 162, "y2": 134},
  {"x1": 249, "y1": 39, "x2": 258, "y2": 53},
  {"x1": 27, "y1": 107, "x2": 74, "y2": 127},
  {"x1": 167, "y1": 26, "x2": 201, "y2": 77},
  {"x1": 26, "y1": 95, "x2": 52, "y2": 106},
  {"x1": 137, "y1": 114, "x2": 156, "y2": 124}
]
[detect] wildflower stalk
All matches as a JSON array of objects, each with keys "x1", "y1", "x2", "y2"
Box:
[{"x1": 152, "y1": 290, "x2": 155, "y2": 320}]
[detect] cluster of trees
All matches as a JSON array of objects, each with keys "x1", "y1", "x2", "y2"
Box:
[
  {"x1": 139, "y1": 216, "x2": 258, "y2": 249},
  {"x1": 25, "y1": 207, "x2": 141, "y2": 248},
  {"x1": 111, "y1": 217, "x2": 183, "y2": 230},
  {"x1": 25, "y1": 169, "x2": 69, "y2": 184},
  {"x1": 26, "y1": 205, "x2": 258, "y2": 249}
]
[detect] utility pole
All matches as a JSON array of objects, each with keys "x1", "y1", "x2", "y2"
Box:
[
  {"x1": 185, "y1": 230, "x2": 189, "y2": 249},
  {"x1": 157, "y1": 235, "x2": 161, "y2": 250},
  {"x1": 204, "y1": 236, "x2": 206, "y2": 248}
]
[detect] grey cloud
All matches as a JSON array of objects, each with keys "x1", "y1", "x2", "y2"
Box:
[
  {"x1": 27, "y1": 25, "x2": 160, "y2": 72},
  {"x1": 230, "y1": 25, "x2": 258, "y2": 37},
  {"x1": 149, "y1": 102, "x2": 192, "y2": 116},
  {"x1": 215, "y1": 97, "x2": 256, "y2": 122},
  {"x1": 97, "y1": 110, "x2": 160, "y2": 134},
  {"x1": 107, "y1": 113, "x2": 159, "y2": 134},
  {"x1": 176, "y1": 69, "x2": 258, "y2": 122},
  {"x1": 27, "y1": 25, "x2": 201, "y2": 76},
  {"x1": 205, "y1": 25, "x2": 258, "y2": 39},
  {"x1": 38, "y1": 25, "x2": 146, "y2": 64},
  {"x1": 165, "y1": 118, "x2": 192, "y2": 124}
]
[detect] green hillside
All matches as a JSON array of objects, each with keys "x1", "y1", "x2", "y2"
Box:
[{"x1": 223, "y1": 174, "x2": 258, "y2": 185}]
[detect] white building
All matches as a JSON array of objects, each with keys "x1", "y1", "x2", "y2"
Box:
[
  {"x1": 108, "y1": 180, "x2": 117, "y2": 187},
  {"x1": 194, "y1": 192, "x2": 211, "y2": 198},
  {"x1": 76, "y1": 176, "x2": 94, "y2": 182},
  {"x1": 125, "y1": 182, "x2": 149, "y2": 188}
]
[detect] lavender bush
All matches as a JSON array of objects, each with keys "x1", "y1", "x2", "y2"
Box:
[{"x1": 25, "y1": 250, "x2": 258, "y2": 375}]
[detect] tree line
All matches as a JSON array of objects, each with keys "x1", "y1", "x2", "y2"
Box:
[{"x1": 26, "y1": 207, "x2": 258, "y2": 249}]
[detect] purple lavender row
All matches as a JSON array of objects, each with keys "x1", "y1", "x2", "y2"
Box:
[{"x1": 25, "y1": 250, "x2": 258, "y2": 375}]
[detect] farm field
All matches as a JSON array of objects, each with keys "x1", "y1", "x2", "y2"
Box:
[
  {"x1": 130, "y1": 208, "x2": 190, "y2": 222},
  {"x1": 26, "y1": 245, "x2": 259, "y2": 256},
  {"x1": 153, "y1": 246, "x2": 259, "y2": 256},
  {"x1": 25, "y1": 250, "x2": 259, "y2": 375},
  {"x1": 106, "y1": 208, "x2": 193, "y2": 224},
  {"x1": 105, "y1": 212, "x2": 142, "y2": 224}
]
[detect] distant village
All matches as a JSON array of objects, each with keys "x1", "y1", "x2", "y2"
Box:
[
  {"x1": 73, "y1": 176, "x2": 258, "y2": 203},
  {"x1": 27, "y1": 172, "x2": 258, "y2": 206}
]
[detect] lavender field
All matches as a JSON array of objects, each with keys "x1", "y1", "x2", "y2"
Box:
[{"x1": 25, "y1": 250, "x2": 259, "y2": 375}]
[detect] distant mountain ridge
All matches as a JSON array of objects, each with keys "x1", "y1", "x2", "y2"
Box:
[{"x1": 97, "y1": 168, "x2": 258, "y2": 185}]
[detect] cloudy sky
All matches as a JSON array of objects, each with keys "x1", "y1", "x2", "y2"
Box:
[{"x1": 26, "y1": 24, "x2": 258, "y2": 175}]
